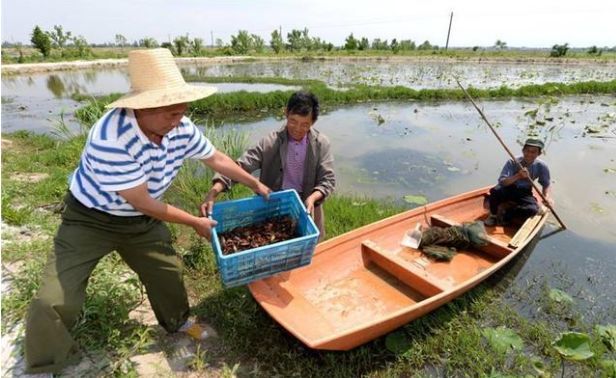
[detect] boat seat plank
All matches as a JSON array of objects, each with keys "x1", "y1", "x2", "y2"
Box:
[
  {"x1": 508, "y1": 213, "x2": 543, "y2": 248},
  {"x1": 361, "y1": 240, "x2": 447, "y2": 297},
  {"x1": 429, "y1": 214, "x2": 513, "y2": 259}
]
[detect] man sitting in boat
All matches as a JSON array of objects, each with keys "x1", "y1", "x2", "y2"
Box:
[{"x1": 484, "y1": 138, "x2": 553, "y2": 226}]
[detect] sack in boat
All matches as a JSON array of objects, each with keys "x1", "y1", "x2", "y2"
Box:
[
  {"x1": 461, "y1": 221, "x2": 489, "y2": 247},
  {"x1": 421, "y1": 245, "x2": 457, "y2": 261},
  {"x1": 419, "y1": 221, "x2": 489, "y2": 260}
]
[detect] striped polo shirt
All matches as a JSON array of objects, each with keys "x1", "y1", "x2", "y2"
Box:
[{"x1": 69, "y1": 108, "x2": 216, "y2": 216}]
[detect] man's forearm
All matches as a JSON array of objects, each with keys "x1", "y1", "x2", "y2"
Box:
[
  {"x1": 133, "y1": 197, "x2": 200, "y2": 227},
  {"x1": 500, "y1": 175, "x2": 518, "y2": 186},
  {"x1": 204, "y1": 152, "x2": 258, "y2": 190}
]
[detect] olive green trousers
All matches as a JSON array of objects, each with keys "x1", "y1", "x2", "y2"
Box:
[{"x1": 25, "y1": 193, "x2": 189, "y2": 374}]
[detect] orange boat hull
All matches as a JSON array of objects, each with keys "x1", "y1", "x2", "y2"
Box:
[{"x1": 248, "y1": 187, "x2": 548, "y2": 350}]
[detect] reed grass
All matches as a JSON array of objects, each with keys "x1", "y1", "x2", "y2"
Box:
[{"x1": 73, "y1": 79, "x2": 616, "y2": 126}]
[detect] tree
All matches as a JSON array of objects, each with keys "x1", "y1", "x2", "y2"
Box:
[
  {"x1": 417, "y1": 40, "x2": 432, "y2": 50},
  {"x1": 390, "y1": 38, "x2": 400, "y2": 54},
  {"x1": 31, "y1": 26, "x2": 52, "y2": 57},
  {"x1": 311, "y1": 37, "x2": 324, "y2": 51},
  {"x1": 344, "y1": 33, "x2": 358, "y2": 50},
  {"x1": 139, "y1": 37, "x2": 159, "y2": 48},
  {"x1": 190, "y1": 38, "x2": 204, "y2": 56},
  {"x1": 587, "y1": 45, "x2": 601, "y2": 55},
  {"x1": 550, "y1": 43, "x2": 569, "y2": 57},
  {"x1": 71, "y1": 35, "x2": 91, "y2": 58},
  {"x1": 286, "y1": 29, "x2": 303, "y2": 51},
  {"x1": 494, "y1": 39, "x2": 507, "y2": 49},
  {"x1": 399, "y1": 40, "x2": 416, "y2": 51},
  {"x1": 358, "y1": 37, "x2": 369, "y2": 51},
  {"x1": 371, "y1": 38, "x2": 389, "y2": 50},
  {"x1": 173, "y1": 35, "x2": 190, "y2": 56},
  {"x1": 270, "y1": 29, "x2": 284, "y2": 53},
  {"x1": 231, "y1": 30, "x2": 252, "y2": 54},
  {"x1": 301, "y1": 28, "x2": 313, "y2": 51},
  {"x1": 115, "y1": 34, "x2": 128, "y2": 48},
  {"x1": 252, "y1": 34, "x2": 265, "y2": 53},
  {"x1": 48, "y1": 25, "x2": 72, "y2": 55}
]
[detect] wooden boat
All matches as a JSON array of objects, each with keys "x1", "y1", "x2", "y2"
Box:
[{"x1": 248, "y1": 186, "x2": 548, "y2": 351}]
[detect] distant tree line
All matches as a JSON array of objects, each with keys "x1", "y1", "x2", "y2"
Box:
[{"x1": 3, "y1": 25, "x2": 614, "y2": 61}]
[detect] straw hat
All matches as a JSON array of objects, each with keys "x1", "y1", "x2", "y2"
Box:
[{"x1": 106, "y1": 48, "x2": 217, "y2": 109}]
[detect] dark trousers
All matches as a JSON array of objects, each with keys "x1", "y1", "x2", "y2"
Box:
[
  {"x1": 25, "y1": 193, "x2": 189, "y2": 374},
  {"x1": 488, "y1": 185, "x2": 539, "y2": 222}
]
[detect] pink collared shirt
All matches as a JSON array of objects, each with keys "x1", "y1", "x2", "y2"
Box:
[{"x1": 282, "y1": 132, "x2": 308, "y2": 193}]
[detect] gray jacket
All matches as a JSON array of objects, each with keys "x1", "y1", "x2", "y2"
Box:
[{"x1": 213, "y1": 127, "x2": 335, "y2": 204}]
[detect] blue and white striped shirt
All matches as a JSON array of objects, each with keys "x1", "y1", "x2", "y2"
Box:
[{"x1": 69, "y1": 108, "x2": 216, "y2": 216}]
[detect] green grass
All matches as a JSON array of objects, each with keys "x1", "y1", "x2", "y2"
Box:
[
  {"x1": 2, "y1": 130, "x2": 614, "y2": 376},
  {"x1": 72, "y1": 78, "x2": 616, "y2": 126}
]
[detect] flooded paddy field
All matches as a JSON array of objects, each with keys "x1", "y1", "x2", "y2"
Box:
[
  {"x1": 2, "y1": 61, "x2": 615, "y2": 320},
  {"x1": 184, "y1": 59, "x2": 616, "y2": 88},
  {"x1": 0, "y1": 69, "x2": 298, "y2": 133}
]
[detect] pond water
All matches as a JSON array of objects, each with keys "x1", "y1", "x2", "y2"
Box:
[
  {"x1": 183, "y1": 59, "x2": 616, "y2": 88},
  {"x1": 1, "y1": 62, "x2": 615, "y2": 320},
  {"x1": 219, "y1": 97, "x2": 616, "y2": 241},
  {"x1": 0, "y1": 69, "x2": 298, "y2": 134},
  {"x1": 213, "y1": 96, "x2": 616, "y2": 319}
]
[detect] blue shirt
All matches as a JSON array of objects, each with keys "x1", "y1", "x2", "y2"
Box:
[
  {"x1": 69, "y1": 108, "x2": 216, "y2": 216},
  {"x1": 498, "y1": 156, "x2": 550, "y2": 190}
]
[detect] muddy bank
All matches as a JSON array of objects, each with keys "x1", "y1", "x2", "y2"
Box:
[
  {"x1": 3, "y1": 54, "x2": 615, "y2": 75},
  {"x1": 0, "y1": 56, "x2": 256, "y2": 75}
]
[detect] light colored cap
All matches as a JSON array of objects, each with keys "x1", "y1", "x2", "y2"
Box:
[
  {"x1": 524, "y1": 138, "x2": 545, "y2": 150},
  {"x1": 106, "y1": 48, "x2": 217, "y2": 109}
]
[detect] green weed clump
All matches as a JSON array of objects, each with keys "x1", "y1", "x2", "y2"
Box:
[{"x1": 72, "y1": 79, "x2": 616, "y2": 126}]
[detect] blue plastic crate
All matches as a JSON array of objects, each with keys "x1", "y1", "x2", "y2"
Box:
[{"x1": 211, "y1": 189, "x2": 320, "y2": 288}]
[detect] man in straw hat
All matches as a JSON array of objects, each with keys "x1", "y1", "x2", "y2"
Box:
[
  {"x1": 23, "y1": 48, "x2": 271, "y2": 375},
  {"x1": 484, "y1": 138, "x2": 553, "y2": 227}
]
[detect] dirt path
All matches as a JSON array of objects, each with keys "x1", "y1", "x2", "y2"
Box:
[
  {"x1": 1, "y1": 56, "x2": 255, "y2": 75},
  {"x1": 0, "y1": 222, "x2": 225, "y2": 377}
]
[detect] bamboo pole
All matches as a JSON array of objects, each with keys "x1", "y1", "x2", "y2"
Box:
[{"x1": 455, "y1": 78, "x2": 567, "y2": 230}]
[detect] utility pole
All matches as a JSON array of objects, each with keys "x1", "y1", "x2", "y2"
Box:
[
  {"x1": 210, "y1": 30, "x2": 214, "y2": 47},
  {"x1": 445, "y1": 12, "x2": 453, "y2": 51},
  {"x1": 279, "y1": 25, "x2": 282, "y2": 38}
]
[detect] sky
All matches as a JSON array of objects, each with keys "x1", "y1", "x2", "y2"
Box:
[{"x1": 2, "y1": 0, "x2": 615, "y2": 48}]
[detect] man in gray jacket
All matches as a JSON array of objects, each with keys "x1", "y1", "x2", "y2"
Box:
[{"x1": 202, "y1": 91, "x2": 335, "y2": 239}]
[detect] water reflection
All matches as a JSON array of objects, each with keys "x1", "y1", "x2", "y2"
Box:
[
  {"x1": 356, "y1": 148, "x2": 454, "y2": 196},
  {"x1": 487, "y1": 225, "x2": 543, "y2": 292},
  {"x1": 46, "y1": 75, "x2": 66, "y2": 98},
  {"x1": 503, "y1": 228, "x2": 616, "y2": 323}
]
